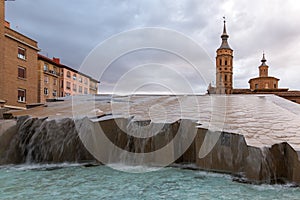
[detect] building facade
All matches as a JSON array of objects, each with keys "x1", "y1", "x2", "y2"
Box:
[
  {"x1": 38, "y1": 54, "x2": 61, "y2": 103},
  {"x1": 89, "y1": 78, "x2": 99, "y2": 95},
  {"x1": 249, "y1": 54, "x2": 280, "y2": 91},
  {"x1": 60, "y1": 66, "x2": 91, "y2": 97},
  {"x1": 1, "y1": 1, "x2": 99, "y2": 107},
  {"x1": 0, "y1": 1, "x2": 4, "y2": 100},
  {"x1": 208, "y1": 19, "x2": 300, "y2": 104},
  {"x1": 38, "y1": 54, "x2": 99, "y2": 102},
  {"x1": 216, "y1": 20, "x2": 233, "y2": 94},
  {"x1": 0, "y1": 1, "x2": 40, "y2": 108}
]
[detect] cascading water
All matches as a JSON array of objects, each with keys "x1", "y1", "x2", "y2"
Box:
[{"x1": 1, "y1": 116, "x2": 94, "y2": 164}]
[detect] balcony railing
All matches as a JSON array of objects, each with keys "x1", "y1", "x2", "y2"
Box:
[{"x1": 43, "y1": 69, "x2": 60, "y2": 77}]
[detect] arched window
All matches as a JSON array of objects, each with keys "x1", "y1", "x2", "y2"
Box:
[
  {"x1": 219, "y1": 59, "x2": 222, "y2": 66},
  {"x1": 225, "y1": 59, "x2": 228, "y2": 65},
  {"x1": 224, "y1": 74, "x2": 227, "y2": 81},
  {"x1": 67, "y1": 71, "x2": 71, "y2": 78}
]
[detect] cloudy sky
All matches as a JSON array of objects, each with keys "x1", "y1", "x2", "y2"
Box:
[{"x1": 5, "y1": 0, "x2": 300, "y2": 93}]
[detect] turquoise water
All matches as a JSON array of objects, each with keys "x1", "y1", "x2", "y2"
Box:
[{"x1": 0, "y1": 164, "x2": 300, "y2": 200}]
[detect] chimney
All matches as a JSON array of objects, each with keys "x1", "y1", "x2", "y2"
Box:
[{"x1": 53, "y1": 57, "x2": 60, "y2": 64}]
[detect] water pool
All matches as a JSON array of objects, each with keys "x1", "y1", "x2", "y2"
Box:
[{"x1": 0, "y1": 164, "x2": 299, "y2": 200}]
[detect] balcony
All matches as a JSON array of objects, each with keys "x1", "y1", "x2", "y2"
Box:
[{"x1": 43, "y1": 69, "x2": 60, "y2": 77}]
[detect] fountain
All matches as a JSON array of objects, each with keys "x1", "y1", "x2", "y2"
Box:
[{"x1": 1, "y1": 94, "x2": 300, "y2": 184}]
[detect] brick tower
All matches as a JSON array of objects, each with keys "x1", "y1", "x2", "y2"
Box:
[{"x1": 216, "y1": 19, "x2": 233, "y2": 94}]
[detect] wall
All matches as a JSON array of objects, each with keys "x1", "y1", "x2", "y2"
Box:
[
  {"x1": 0, "y1": 0, "x2": 5, "y2": 102},
  {"x1": 2, "y1": 27, "x2": 39, "y2": 107},
  {"x1": 61, "y1": 68, "x2": 90, "y2": 97},
  {"x1": 38, "y1": 59, "x2": 60, "y2": 103},
  {"x1": 249, "y1": 77, "x2": 279, "y2": 91}
]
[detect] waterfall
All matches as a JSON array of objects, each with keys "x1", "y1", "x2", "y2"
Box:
[{"x1": 1, "y1": 116, "x2": 94, "y2": 164}]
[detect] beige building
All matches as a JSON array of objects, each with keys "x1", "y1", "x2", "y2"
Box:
[
  {"x1": 0, "y1": 1, "x2": 4, "y2": 99},
  {"x1": 0, "y1": 1, "x2": 40, "y2": 108},
  {"x1": 209, "y1": 19, "x2": 300, "y2": 104},
  {"x1": 249, "y1": 54, "x2": 280, "y2": 91},
  {"x1": 38, "y1": 54, "x2": 61, "y2": 103},
  {"x1": 216, "y1": 20, "x2": 233, "y2": 94},
  {"x1": 89, "y1": 78, "x2": 99, "y2": 95},
  {"x1": 38, "y1": 54, "x2": 99, "y2": 101},
  {"x1": 61, "y1": 66, "x2": 91, "y2": 97},
  {"x1": 0, "y1": 1, "x2": 99, "y2": 107}
]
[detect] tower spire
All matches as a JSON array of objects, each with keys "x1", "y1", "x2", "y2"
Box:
[
  {"x1": 261, "y1": 52, "x2": 267, "y2": 66},
  {"x1": 218, "y1": 17, "x2": 231, "y2": 50}
]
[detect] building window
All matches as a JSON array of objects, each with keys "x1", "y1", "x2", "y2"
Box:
[
  {"x1": 219, "y1": 59, "x2": 222, "y2": 66},
  {"x1": 44, "y1": 76, "x2": 49, "y2": 84},
  {"x1": 79, "y1": 76, "x2": 82, "y2": 83},
  {"x1": 73, "y1": 74, "x2": 77, "y2": 80},
  {"x1": 53, "y1": 90, "x2": 57, "y2": 97},
  {"x1": 53, "y1": 79, "x2": 57, "y2": 86},
  {"x1": 44, "y1": 63, "x2": 48, "y2": 71},
  {"x1": 66, "y1": 81, "x2": 71, "y2": 90},
  {"x1": 79, "y1": 86, "x2": 82, "y2": 93},
  {"x1": 224, "y1": 74, "x2": 227, "y2": 81},
  {"x1": 84, "y1": 88, "x2": 88, "y2": 94},
  {"x1": 61, "y1": 80, "x2": 64, "y2": 88},
  {"x1": 274, "y1": 83, "x2": 277, "y2": 88},
  {"x1": 265, "y1": 83, "x2": 269, "y2": 89},
  {"x1": 18, "y1": 66, "x2": 26, "y2": 79},
  {"x1": 84, "y1": 78, "x2": 88, "y2": 85},
  {"x1": 44, "y1": 88, "x2": 49, "y2": 95},
  {"x1": 18, "y1": 89, "x2": 26, "y2": 103},
  {"x1": 18, "y1": 47, "x2": 26, "y2": 60},
  {"x1": 225, "y1": 60, "x2": 228, "y2": 65},
  {"x1": 255, "y1": 84, "x2": 258, "y2": 89},
  {"x1": 53, "y1": 67, "x2": 58, "y2": 75},
  {"x1": 67, "y1": 71, "x2": 71, "y2": 78},
  {"x1": 73, "y1": 84, "x2": 77, "y2": 92}
]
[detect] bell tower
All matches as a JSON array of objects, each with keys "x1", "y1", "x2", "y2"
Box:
[
  {"x1": 216, "y1": 18, "x2": 233, "y2": 94},
  {"x1": 259, "y1": 53, "x2": 268, "y2": 77}
]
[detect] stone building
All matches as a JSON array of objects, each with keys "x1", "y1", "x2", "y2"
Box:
[
  {"x1": 215, "y1": 20, "x2": 233, "y2": 94},
  {"x1": 0, "y1": 1, "x2": 4, "y2": 99},
  {"x1": 61, "y1": 65, "x2": 91, "y2": 97},
  {"x1": 208, "y1": 19, "x2": 233, "y2": 95},
  {"x1": 38, "y1": 54, "x2": 99, "y2": 102},
  {"x1": 208, "y1": 19, "x2": 300, "y2": 104},
  {"x1": 38, "y1": 54, "x2": 61, "y2": 103},
  {"x1": 0, "y1": 1, "x2": 99, "y2": 107},
  {"x1": 233, "y1": 55, "x2": 300, "y2": 104},
  {"x1": 248, "y1": 54, "x2": 280, "y2": 91},
  {"x1": 0, "y1": 1, "x2": 40, "y2": 108},
  {"x1": 89, "y1": 78, "x2": 99, "y2": 95}
]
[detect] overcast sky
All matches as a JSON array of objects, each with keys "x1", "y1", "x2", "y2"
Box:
[{"x1": 5, "y1": 0, "x2": 300, "y2": 93}]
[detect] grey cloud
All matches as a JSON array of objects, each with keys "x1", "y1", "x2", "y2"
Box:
[{"x1": 5, "y1": 0, "x2": 300, "y2": 92}]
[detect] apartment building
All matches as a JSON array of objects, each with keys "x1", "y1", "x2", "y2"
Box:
[
  {"x1": 38, "y1": 54, "x2": 99, "y2": 102},
  {"x1": 0, "y1": 18, "x2": 39, "y2": 108},
  {"x1": 38, "y1": 54, "x2": 61, "y2": 103},
  {"x1": 60, "y1": 66, "x2": 91, "y2": 97}
]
